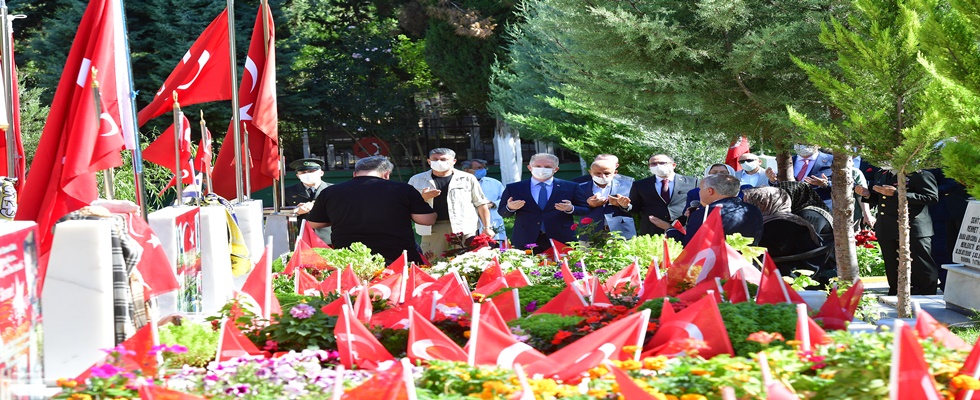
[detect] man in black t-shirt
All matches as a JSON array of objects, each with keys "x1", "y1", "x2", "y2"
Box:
[{"x1": 306, "y1": 156, "x2": 436, "y2": 264}]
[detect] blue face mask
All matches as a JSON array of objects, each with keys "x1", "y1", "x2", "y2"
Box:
[{"x1": 473, "y1": 169, "x2": 487, "y2": 180}]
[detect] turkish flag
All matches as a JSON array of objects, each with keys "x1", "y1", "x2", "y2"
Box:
[
  {"x1": 604, "y1": 261, "x2": 642, "y2": 295},
  {"x1": 840, "y1": 280, "x2": 865, "y2": 318},
  {"x1": 407, "y1": 306, "x2": 466, "y2": 363},
  {"x1": 527, "y1": 310, "x2": 650, "y2": 381},
  {"x1": 815, "y1": 288, "x2": 851, "y2": 330},
  {"x1": 17, "y1": 0, "x2": 130, "y2": 291},
  {"x1": 240, "y1": 246, "x2": 281, "y2": 318},
  {"x1": 550, "y1": 239, "x2": 572, "y2": 261},
  {"x1": 608, "y1": 362, "x2": 658, "y2": 400},
  {"x1": 889, "y1": 321, "x2": 943, "y2": 400},
  {"x1": 352, "y1": 285, "x2": 373, "y2": 324},
  {"x1": 795, "y1": 304, "x2": 829, "y2": 350},
  {"x1": 722, "y1": 268, "x2": 751, "y2": 303},
  {"x1": 466, "y1": 321, "x2": 547, "y2": 368},
  {"x1": 659, "y1": 298, "x2": 676, "y2": 320},
  {"x1": 637, "y1": 257, "x2": 664, "y2": 302},
  {"x1": 194, "y1": 125, "x2": 213, "y2": 186},
  {"x1": 533, "y1": 283, "x2": 588, "y2": 316},
  {"x1": 77, "y1": 322, "x2": 158, "y2": 381},
  {"x1": 293, "y1": 268, "x2": 320, "y2": 296},
  {"x1": 298, "y1": 220, "x2": 330, "y2": 249},
  {"x1": 755, "y1": 253, "x2": 806, "y2": 305},
  {"x1": 725, "y1": 136, "x2": 749, "y2": 171},
  {"x1": 674, "y1": 277, "x2": 724, "y2": 304},
  {"x1": 370, "y1": 303, "x2": 411, "y2": 329},
  {"x1": 503, "y1": 268, "x2": 531, "y2": 288},
  {"x1": 125, "y1": 214, "x2": 179, "y2": 300},
  {"x1": 479, "y1": 298, "x2": 513, "y2": 334},
  {"x1": 142, "y1": 113, "x2": 195, "y2": 193},
  {"x1": 956, "y1": 337, "x2": 980, "y2": 400},
  {"x1": 473, "y1": 276, "x2": 508, "y2": 296},
  {"x1": 476, "y1": 257, "x2": 506, "y2": 288},
  {"x1": 216, "y1": 319, "x2": 263, "y2": 362},
  {"x1": 137, "y1": 9, "x2": 231, "y2": 126},
  {"x1": 319, "y1": 264, "x2": 361, "y2": 295},
  {"x1": 138, "y1": 385, "x2": 207, "y2": 400},
  {"x1": 591, "y1": 281, "x2": 614, "y2": 307},
  {"x1": 284, "y1": 239, "x2": 331, "y2": 275},
  {"x1": 671, "y1": 207, "x2": 729, "y2": 287},
  {"x1": 335, "y1": 304, "x2": 394, "y2": 369},
  {"x1": 212, "y1": 5, "x2": 279, "y2": 198},
  {"x1": 643, "y1": 295, "x2": 734, "y2": 359},
  {"x1": 0, "y1": 33, "x2": 24, "y2": 191},
  {"x1": 489, "y1": 289, "x2": 522, "y2": 322},
  {"x1": 368, "y1": 272, "x2": 402, "y2": 302},
  {"x1": 341, "y1": 359, "x2": 414, "y2": 400},
  {"x1": 916, "y1": 309, "x2": 970, "y2": 351}
]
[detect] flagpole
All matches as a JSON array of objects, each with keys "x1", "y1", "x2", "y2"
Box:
[
  {"x1": 92, "y1": 68, "x2": 115, "y2": 200},
  {"x1": 172, "y1": 91, "x2": 184, "y2": 200},
  {"x1": 260, "y1": 0, "x2": 282, "y2": 212},
  {"x1": 242, "y1": 122, "x2": 251, "y2": 195},
  {"x1": 0, "y1": 1, "x2": 15, "y2": 181},
  {"x1": 226, "y1": 0, "x2": 244, "y2": 202},
  {"x1": 200, "y1": 110, "x2": 212, "y2": 194},
  {"x1": 116, "y1": 0, "x2": 149, "y2": 218}
]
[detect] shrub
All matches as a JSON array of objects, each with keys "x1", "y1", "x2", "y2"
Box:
[{"x1": 158, "y1": 322, "x2": 219, "y2": 368}]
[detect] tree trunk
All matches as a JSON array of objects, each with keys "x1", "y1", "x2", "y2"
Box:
[
  {"x1": 831, "y1": 151, "x2": 859, "y2": 281},
  {"x1": 494, "y1": 118, "x2": 523, "y2": 184},
  {"x1": 776, "y1": 152, "x2": 793, "y2": 181},
  {"x1": 896, "y1": 171, "x2": 913, "y2": 318}
]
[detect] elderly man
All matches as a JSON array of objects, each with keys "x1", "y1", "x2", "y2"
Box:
[
  {"x1": 621, "y1": 154, "x2": 698, "y2": 235},
  {"x1": 306, "y1": 156, "x2": 435, "y2": 265},
  {"x1": 733, "y1": 153, "x2": 771, "y2": 188},
  {"x1": 408, "y1": 148, "x2": 493, "y2": 257},
  {"x1": 683, "y1": 174, "x2": 764, "y2": 245},
  {"x1": 499, "y1": 153, "x2": 589, "y2": 253},
  {"x1": 580, "y1": 159, "x2": 636, "y2": 239},
  {"x1": 572, "y1": 154, "x2": 635, "y2": 185},
  {"x1": 462, "y1": 158, "x2": 506, "y2": 241},
  {"x1": 285, "y1": 158, "x2": 332, "y2": 244}
]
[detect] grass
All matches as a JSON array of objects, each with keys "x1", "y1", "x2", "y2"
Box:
[{"x1": 951, "y1": 325, "x2": 980, "y2": 345}]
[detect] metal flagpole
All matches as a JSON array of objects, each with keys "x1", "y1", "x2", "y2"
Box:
[
  {"x1": 201, "y1": 110, "x2": 212, "y2": 195},
  {"x1": 242, "y1": 121, "x2": 251, "y2": 196},
  {"x1": 0, "y1": 1, "x2": 15, "y2": 181},
  {"x1": 260, "y1": 0, "x2": 281, "y2": 212},
  {"x1": 226, "y1": 0, "x2": 244, "y2": 202},
  {"x1": 117, "y1": 0, "x2": 149, "y2": 218},
  {"x1": 172, "y1": 91, "x2": 183, "y2": 201},
  {"x1": 92, "y1": 68, "x2": 115, "y2": 200}
]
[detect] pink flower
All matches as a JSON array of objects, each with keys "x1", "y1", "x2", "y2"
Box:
[
  {"x1": 570, "y1": 223, "x2": 579, "y2": 230},
  {"x1": 580, "y1": 217, "x2": 594, "y2": 224}
]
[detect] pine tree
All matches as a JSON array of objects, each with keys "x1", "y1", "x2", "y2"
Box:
[{"x1": 788, "y1": 0, "x2": 946, "y2": 317}]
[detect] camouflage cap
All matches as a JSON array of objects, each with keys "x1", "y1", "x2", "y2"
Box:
[{"x1": 289, "y1": 158, "x2": 325, "y2": 171}]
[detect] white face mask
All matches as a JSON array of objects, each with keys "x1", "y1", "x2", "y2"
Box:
[
  {"x1": 740, "y1": 160, "x2": 760, "y2": 172},
  {"x1": 795, "y1": 145, "x2": 817, "y2": 158},
  {"x1": 592, "y1": 175, "x2": 613, "y2": 186},
  {"x1": 650, "y1": 165, "x2": 673, "y2": 178},
  {"x1": 298, "y1": 171, "x2": 322, "y2": 185},
  {"x1": 430, "y1": 160, "x2": 452, "y2": 172},
  {"x1": 531, "y1": 167, "x2": 555, "y2": 180}
]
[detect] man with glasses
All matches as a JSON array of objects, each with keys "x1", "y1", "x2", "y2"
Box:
[
  {"x1": 733, "y1": 153, "x2": 772, "y2": 188},
  {"x1": 619, "y1": 154, "x2": 698, "y2": 235}
]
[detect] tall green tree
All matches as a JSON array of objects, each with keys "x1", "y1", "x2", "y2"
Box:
[{"x1": 788, "y1": 0, "x2": 945, "y2": 317}]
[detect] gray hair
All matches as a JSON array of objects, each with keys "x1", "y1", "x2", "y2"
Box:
[
  {"x1": 429, "y1": 148, "x2": 456, "y2": 159},
  {"x1": 702, "y1": 174, "x2": 741, "y2": 197},
  {"x1": 355, "y1": 156, "x2": 394, "y2": 174},
  {"x1": 594, "y1": 154, "x2": 619, "y2": 164},
  {"x1": 529, "y1": 153, "x2": 559, "y2": 165},
  {"x1": 460, "y1": 159, "x2": 488, "y2": 170}
]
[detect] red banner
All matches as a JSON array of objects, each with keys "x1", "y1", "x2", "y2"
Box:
[
  {"x1": 174, "y1": 207, "x2": 201, "y2": 312},
  {"x1": 0, "y1": 222, "x2": 39, "y2": 379}
]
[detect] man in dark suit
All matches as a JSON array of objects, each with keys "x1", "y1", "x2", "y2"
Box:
[
  {"x1": 791, "y1": 144, "x2": 834, "y2": 206},
  {"x1": 856, "y1": 168, "x2": 940, "y2": 295},
  {"x1": 499, "y1": 153, "x2": 590, "y2": 253},
  {"x1": 571, "y1": 154, "x2": 635, "y2": 185},
  {"x1": 683, "y1": 174, "x2": 763, "y2": 245},
  {"x1": 285, "y1": 158, "x2": 332, "y2": 244},
  {"x1": 580, "y1": 159, "x2": 636, "y2": 239},
  {"x1": 621, "y1": 154, "x2": 698, "y2": 235}
]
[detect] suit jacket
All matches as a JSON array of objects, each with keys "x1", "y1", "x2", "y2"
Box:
[
  {"x1": 628, "y1": 174, "x2": 698, "y2": 235},
  {"x1": 499, "y1": 178, "x2": 589, "y2": 249},
  {"x1": 792, "y1": 152, "x2": 834, "y2": 201},
  {"x1": 684, "y1": 197, "x2": 763, "y2": 245},
  {"x1": 579, "y1": 177, "x2": 636, "y2": 239},
  {"x1": 867, "y1": 170, "x2": 938, "y2": 239},
  {"x1": 285, "y1": 181, "x2": 330, "y2": 206}
]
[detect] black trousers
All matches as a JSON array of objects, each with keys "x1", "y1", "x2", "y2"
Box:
[{"x1": 879, "y1": 236, "x2": 939, "y2": 295}]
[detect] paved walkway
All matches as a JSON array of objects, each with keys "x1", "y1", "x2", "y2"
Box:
[{"x1": 848, "y1": 278, "x2": 974, "y2": 332}]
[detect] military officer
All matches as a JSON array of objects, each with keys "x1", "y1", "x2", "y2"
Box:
[{"x1": 286, "y1": 158, "x2": 332, "y2": 244}]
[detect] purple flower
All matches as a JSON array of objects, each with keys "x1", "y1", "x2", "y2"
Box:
[
  {"x1": 88, "y1": 363, "x2": 123, "y2": 379},
  {"x1": 525, "y1": 243, "x2": 538, "y2": 249},
  {"x1": 225, "y1": 384, "x2": 251, "y2": 396},
  {"x1": 575, "y1": 261, "x2": 584, "y2": 268},
  {"x1": 572, "y1": 271, "x2": 585, "y2": 280},
  {"x1": 553, "y1": 271, "x2": 564, "y2": 280},
  {"x1": 290, "y1": 303, "x2": 316, "y2": 319},
  {"x1": 530, "y1": 270, "x2": 541, "y2": 276},
  {"x1": 526, "y1": 300, "x2": 538, "y2": 312},
  {"x1": 595, "y1": 269, "x2": 608, "y2": 274}
]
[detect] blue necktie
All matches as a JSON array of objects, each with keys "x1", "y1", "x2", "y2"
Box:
[{"x1": 536, "y1": 182, "x2": 549, "y2": 210}]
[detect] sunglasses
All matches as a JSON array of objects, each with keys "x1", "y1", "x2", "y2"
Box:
[{"x1": 739, "y1": 159, "x2": 758, "y2": 163}]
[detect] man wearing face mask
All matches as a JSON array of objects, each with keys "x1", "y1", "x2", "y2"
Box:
[
  {"x1": 683, "y1": 174, "x2": 764, "y2": 246},
  {"x1": 579, "y1": 159, "x2": 636, "y2": 239},
  {"x1": 499, "y1": 153, "x2": 589, "y2": 253},
  {"x1": 462, "y1": 159, "x2": 506, "y2": 241},
  {"x1": 733, "y1": 153, "x2": 771, "y2": 188},
  {"x1": 408, "y1": 148, "x2": 493, "y2": 257},
  {"x1": 285, "y1": 158, "x2": 332, "y2": 244},
  {"x1": 571, "y1": 154, "x2": 635, "y2": 185},
  {"x1": 768, "y1": 144, "x2": 834, "y2": 207},
  {"x1": 621, "y1": 154, "x2": 698, "y2": 235}
]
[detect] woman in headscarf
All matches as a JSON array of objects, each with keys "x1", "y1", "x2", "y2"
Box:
[
  {"x1": 743, "y1": 187, "x2": 827, "y2": 277},
  {"x1": 773, "y1": 181, "x2": 838, "y2": 281}
]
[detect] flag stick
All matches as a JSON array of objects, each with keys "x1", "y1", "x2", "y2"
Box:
[
  {"x1": 468, "y1": 302, "x2": 481, "y2": 366},
  {"x1": 0, "y1": 1, "x2": 15, "y2": 181},
  {"x1": 888, "y1": 320, "x2": 902, "y2": 400},
  {"x1": 114, "y1": 0, "x2": 149, "y2": 218},
  {"x1": 242, "y1": 122, "x2": 251, "y2": 196},
  {"x1": 92, "y1": 68, "x2": 115, "y2": 200},
  {"x1": 796, "y1": 303, "x2": 810, "y2": 352},
  {"x1": 226, "y1": 0, "x2": 244, "y2": 202},
  {"x1": 264, "y1": 236, "x2": 273, "y2": 319},
  {"x1": 171, "y1": 91, "x2": 184, "y2": 200},
  {"x1": 200, "y1": 110, "x2": 212, "y2": 194}
]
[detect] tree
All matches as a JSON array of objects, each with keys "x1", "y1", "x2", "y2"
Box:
[{"x1": 787, "y1": 0, "x2": 945, "y2": 317}]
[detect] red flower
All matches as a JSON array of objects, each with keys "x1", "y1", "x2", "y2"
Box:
[
  {"x1": 552, "y1": 330, "x2": 573, "y2": 345},
  {"x1": 580, "y1": 217, "x2": 594, "y2": 224},
  {"x1": 570, "y1": 224, "x2": 579, "y2": 231}
]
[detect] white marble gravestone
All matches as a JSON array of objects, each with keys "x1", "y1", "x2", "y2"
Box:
[{"x1": 944, "y1": 200, "x2": 980, "y2": 312}]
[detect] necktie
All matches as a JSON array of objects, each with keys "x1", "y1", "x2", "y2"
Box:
[
  {"x1": 308, "y1": 188, "x2": 316, "y2": 199},
  {"x1": 795, "y1": 159, "x2": 810, "y2": 182},
  {"x1": 660, "y1": 179, "x2": 670, "y2": 203},
  {"x1": 537, "y1": 182, "x2": 549, "y2": 210}
]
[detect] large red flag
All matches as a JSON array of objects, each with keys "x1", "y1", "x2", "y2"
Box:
[
  {"x1": 407, "y1": 306, "x2": 467, "y2": 363},
  {"x1": 527, "y1": 310, "x2": 650, "y2": 381},
  {"x1": 125, "y1": 214, "x2": 179, "y2": 300},
  {"x1": 643, "y1": 295, "x2": 733, "y2": 359},
  {"x1": 212, "y1": 5, "x2": 279, "y2": 198},
  {"x1": 890, "y1": 321, "x2": 942, "y2": 400},
  {"x1": 18, "y1": 0, "x2": 130, "y2": 291},
  {"x1": 670, "y1": 208, "x2": 729, "y2": 287},
  {"x1": 465, "y1": 320, "x2": 547, "y2": 368},
  {"x1": 0, "y1": 33, "x2": 24, "y2": 191},
  {"x1": 142, "y1": 113, "x2": 195, "y2": 193},
  {"x1": 137, "y1": 10, "x2": 231, "y2": 126},
  {"x1": 725, "y1": 136, "x2": 749, "y2": 171}
]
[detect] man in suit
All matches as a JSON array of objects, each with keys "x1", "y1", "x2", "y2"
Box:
[
  {"x1": 683, "y1": 174, "x2": 764, "y2": 245},
  {"x1": 620, "y1": 154, "x2": 698, "y2": 235},
  {"x1": 580, "y1": 159, "x2": 636, "y2": 239},
  {"x1": 571, "y1": 154, "x2": 635, "y2": 185},
  {"x1": 499, "y1": 153, "x2": 589, "y2": 253},
  {"x1": 285, "y1": 158, "x2": 332, "y2": 244},
  {"x1": 733, "y1": 153, "x2": 771, "y2": 188},
  {"x1": 856, "y1": 168, "x2": 940, "y2": 295},
  {"x1": 767, "y1": 145, "x2": 834, "y2": 207}
]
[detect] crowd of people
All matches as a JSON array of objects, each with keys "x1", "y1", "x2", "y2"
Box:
[{"x1": 288, "y1": 145, "x2": 970, "y2": 297}]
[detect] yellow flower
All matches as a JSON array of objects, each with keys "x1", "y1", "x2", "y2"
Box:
[
  {"x1": 588, "y1": 388, "x2": 609, "y2": 398},
  {"x1": 951, "y1": 375, "x2": 980, "y2": 390},
  {"x1": 665, "y1": 396, "x2": 680, "y2": 400},
  {"x1": 786, "y1": 340, "x2": 802, "y2": 347},
  {"x1": 56, "y1": 378, "x2": 78, "y2": 388},
  {"x1": 464, "y1": 330, "x2": 471, "y2": 338},
  {"x1": 622, "y1": 345, "x2": 639, "y2": 355},
  {"x1": 689, "y1": 369, "x2": 711, "y2": 376},
  {"x1": 680, "y1": 395, "x2": 707, "y2": 400},
  {"x1": 588, "y1": 365, "x2": 609, "y2": 379},
  {"x1": 619, "y1": 359, "x2": 642, "y2": 371},
  {"x1": 643, "y1": 356, "x2": 669, "y2": 371},
  {"x1": 69, "y1": 395, "x2": 93, "y2": 400},
  {"x1": 735, "y1": 374, "x2": 750, "y2": 382}
]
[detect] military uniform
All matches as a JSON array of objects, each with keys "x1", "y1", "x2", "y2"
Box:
[
  {"x1": 286, "y1": 158, "x2": 332, "y2": 245},
  {"x1": 865, "y1": 169, "x2": 939, "y2": 295}
]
